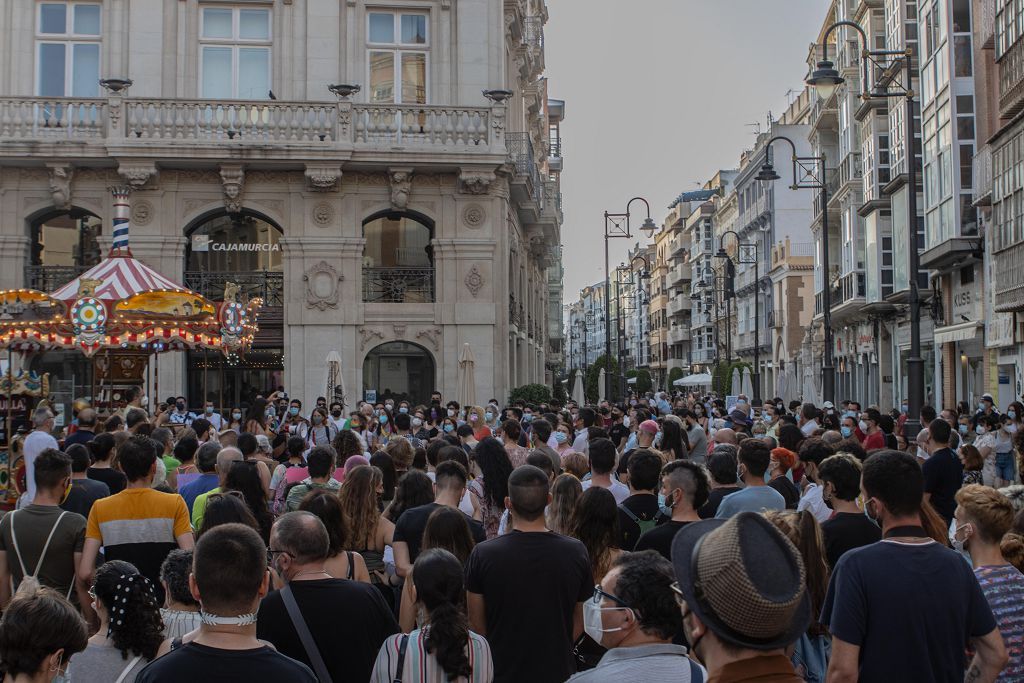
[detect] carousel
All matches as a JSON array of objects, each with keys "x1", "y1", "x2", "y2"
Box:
[{"x1": 0, "y1": 187, "x2": 262, "y2": 504}]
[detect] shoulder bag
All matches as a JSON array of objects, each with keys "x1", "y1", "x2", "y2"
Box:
[{"x1": 281, "y1": 583, "x2": 333, "y2": 683}]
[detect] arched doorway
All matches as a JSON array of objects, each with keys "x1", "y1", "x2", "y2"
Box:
[
  {"x1": 362, "y1": 212, "x2": 434, "y2": 302},
  {"x1": 184, "y1": 211, "x2": 284, "y2": 410},
  {"x1": 26, "y1": 208, "x2": 104, "y2": 412},
  {"x1": 363, "y1": 342, "x2": 435, "y2": 405}
]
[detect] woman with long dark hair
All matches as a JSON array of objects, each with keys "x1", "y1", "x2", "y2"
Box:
[
  {"x1": 306, "y1": 406, "x2": 339, "y2": 449},
  {"x1": 340, "y1": 466, "x2": 395, "y2": 596},
  {"x1": 369, "y1": 452, "x2": 398, "y2": 506},
  {"x1": 197, "y1": 491, "x2": 261, "y2": 538},
  {"x1": 371, "y1": 549, "x2": 493, "y2": 682},
  {"x1": 384, "y1": 470, "x2": 435, "y2": 523},
  {"x1": 659, "y1": 418, "x2": 688, "y2": 461},
  {"x1": 568, "y1": 487, "x2": 622, "y2": 583},
  {"x1": 467, "y1": 437, "x2": 513, "y2": 539},
  {"x1": 224, "y1": 461, "x2": 273, "y2": 543},
  {"x1": 87, "y1": 433, "x2": 127, "y2": 494},
  {"x1": 67, "y1": 560, "x2": 164, "y2": 682},
  {"x1": 298, "y1": 489, "x2": 370, "y2": 583},
  {"x1": 244, "y1": 397, "x2": 274, "y2": 437}
]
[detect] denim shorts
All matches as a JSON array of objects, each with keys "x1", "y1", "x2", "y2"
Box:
[{"x1": 996, "y1": 452, "x2": 1016, "y2": 481}]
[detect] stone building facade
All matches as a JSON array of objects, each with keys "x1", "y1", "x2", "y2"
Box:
[{"x1": 0, "y1": 0, "x2": 563, "y2": 411}]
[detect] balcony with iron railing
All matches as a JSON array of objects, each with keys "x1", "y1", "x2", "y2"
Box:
[
  {"x1": 974, "y1": 144, "x2": 993, "y2": 207},
  {"x1": 0, "y1": 96, "x2": 505, "y2": 163},
  {"x1": 995, "y1": 242, "x2": 1024, "y2": 311},
  {"x1": 362, "y1": 267, "x2": 434, "y2": 303},
  {"x1": 523, "y1": 16, "x2": 545, "y2": 53},
  {"x1": 24, "y1": 264, "x2": 90, "y2": 292},
  {"x1": 1000, "y1": 37, "x2": 1024, "y2": 118},
  {"x1": 814, "y1": 270, "x2": 866, "y2": 316},
  {"x1": 506, "y1": 132, "x2": 541, "y2": 199}
]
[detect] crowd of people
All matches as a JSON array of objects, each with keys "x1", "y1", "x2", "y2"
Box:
[{"x1": 0, "y1": 387, "x2": 1022, "y2": 682}]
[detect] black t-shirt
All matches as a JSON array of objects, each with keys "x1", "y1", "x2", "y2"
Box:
[
  {"x1": 617, "y1": 494, "x2": 665, "y2": 551},
  {"x1": 821, "y1": 540, "x2": 996, "y2": 682},
  {"x1": 465, "y1": 531, "x2": 591, "y2": 683},
  {"x1": 608, "y1": 423, "x2": 629, "y2": 448},
  {"x1": 634, "y1": 520, "x2": 692, "y2": 561},
  {"x1": 768, "y1": 476, "x2": 800, "y2": 510},
  {"x1": 821, "y1": 511, "x2": 881, "y2": 568},
  {"x1": 698, "y1": 486, "x2": 741, "y2": 519},
  {"x1": 393, "y1": 502, "x2": 486, "y2": 562},
  {"x1": 257, "y1": 578, "x2": 398, "y2": 683},
  {"x1": 87, "y1": 467, "x2": 127, "y2": 495},
  {"x1": 922, "y1": 448, "x2": 963, "y2": 524},
  {"x1": 135, "y1": 642, "x2": 316, "y2": 682},
  {"x1": 60, "y1": 478, "x2": 109, "y2": 519}
]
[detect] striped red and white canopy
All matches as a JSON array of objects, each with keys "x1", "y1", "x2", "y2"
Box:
[{"x1": 50, "y1": 256, "x2": 186, "y2": 303}]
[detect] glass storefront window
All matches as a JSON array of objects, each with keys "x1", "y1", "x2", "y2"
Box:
[{"x1": 363, "y1": 342, "x2": 435, "y2": 405}]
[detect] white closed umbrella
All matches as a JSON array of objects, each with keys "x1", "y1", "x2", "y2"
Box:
[
  {"x1": 457, "y1": 343, "x2": 477, "y2": 408},
  {"x1": 731, "y1": 367, "x2": 742, "y2": 395},
  {"x1": 598, "y1": 368, "x2": 606, "y2": 403},
  {"x1": 741, "y1": 367, "x2": 753, "y2": 397},
  {"x1": 325, "y1": 351, "x2": 346, "y2": 409},
  {"x1": 572, "y1": 372, "x2": 585, "y2": 405}
]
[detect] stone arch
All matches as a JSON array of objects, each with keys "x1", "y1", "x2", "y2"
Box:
[
  {"x1": 361, "y1": 340, "x2": 437, "y2": 406},
  {"x1": 361, "y1": 210, "x2": 436, "y2": 303}
]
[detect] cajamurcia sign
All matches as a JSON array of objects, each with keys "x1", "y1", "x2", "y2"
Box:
[{"x1": 209, "y1": 243, "x2": 281, "y2": 252}]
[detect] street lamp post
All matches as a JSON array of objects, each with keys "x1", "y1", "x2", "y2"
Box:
[
  {"x1": 716, "y1": 231, "x2": 762, "y2": 404},
  {"x1": 805, "y1": 20, "x2": 922, "y2": 437},
  {"x1": 755, "y1": 136, "x2": 834, "y2": 404},
  {"x1": 604, "y1": 198, "x2": 657, "y2": 403},
  {"x1": 615, "y1": 256, "x2": 652, "y2": 399}
]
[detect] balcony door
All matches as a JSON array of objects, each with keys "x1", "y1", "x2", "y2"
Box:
[
  {"x1": 28, "y1": 208, "x2": 103, "y2": 291},
  {"x1": 362, "y1": 212, "x2": 434, "y2": 303}
]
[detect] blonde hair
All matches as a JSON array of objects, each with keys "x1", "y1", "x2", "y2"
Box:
[
  {"x1": 1002, "y1": 533, "x2": 1024, "y2": 572},
  {"x1": 546, "y1": 474, "x2": 582, "y2": 535},
  {"x1": 956, "y1": 484, "x2": 1015, "y2": 543},
  {"x1": 339, "y1": 466, "x2": 383, "y2": 550},
  {"x1": 560, "y1": 452, "x2": 588, "y2": 480},
  {"x1": 385, "y1": 438, "x2": 414, "y2": 471},
  {"x1": 763, "y1": 509, "x2": 829, "y2": 637}
]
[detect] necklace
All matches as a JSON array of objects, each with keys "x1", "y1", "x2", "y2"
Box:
[{"x1": 290, "y1": 568, "x2": 330, "y2": 580}]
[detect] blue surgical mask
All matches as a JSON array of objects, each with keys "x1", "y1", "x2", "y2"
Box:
[
  {"x1": 524, "y1": 414, "x2": 533, "y2": 422},
  {"x1": 289, "y1": 407, "x2": 299, "y2": 417},
  {"x1": 399, "y1": 406, "x2": 409, "y2": 414},
  {"x1": 1010, "y1": 410, "x2": 1018, "y2": 420},
  {"x1": 840, "y1": 426, "x2": 853, "y2": 438},
  {"x1": 976, "y1": 425, "x2": 985, "y2": 435},
  {"x1": 379, "y1": 415, "x2": 389, "y2": 425},
  {"x1": 485, "y1": 411, "x2": 495, "y2": 421},
  {"x1": 554, "y1": 431, "x2": 568, "y2": 444},
  {"x1": 979, "y1": 403, "x2": 986, "y2": 411},
  {"x1": 443, "y1": 424, "x2": 454, "y2": 433},
  {"x1": 959, "y1": 424, "x2": 969, "y2": 435}
]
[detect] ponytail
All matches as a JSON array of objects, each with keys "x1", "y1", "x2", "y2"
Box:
[
  {"x1": 796, "y1": 510, "x2": 829, "y2": 637},
  {"x1": 94, "y1": 561, "x2": 165, "y2": 662},
  {"x1": 424, "y1": 600, "x2": 472, "y2": 681}
]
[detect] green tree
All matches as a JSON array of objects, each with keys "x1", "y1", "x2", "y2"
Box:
[
  {"x1": 667, "y1": 367, "x2": 684, "y2": 390},
  {"x1": 552, "y1": 377, "x2": 568, "y2": 405},
  {"x1": 626, "y1": 368, "x2": 653, "y2": 395},
  {"x1": 585, "y1": 355, "x2": 619, "y2": 404},
  {"x1": 508, "y1": 383, "x2": 552, "y2": 405}
]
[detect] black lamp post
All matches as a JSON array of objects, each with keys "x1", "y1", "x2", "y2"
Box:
[
  {"x1": 807, "y1": 20, "x2": 922, "y2": 438},
  {"x1": 716, "y1": 231, "x2": 763, "y2": 404},
  {"x1": 615, "y1": 255, "x2": 651, "y2": 398},
  {"x1": 604, "y1": 199, "x2": 656, "y2": 403},
  {"x1": 755, "y1": 136, "x2": 834, "y2": 405}
]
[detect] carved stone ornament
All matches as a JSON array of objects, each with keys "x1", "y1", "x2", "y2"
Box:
[
  {"x1": 459, "y1": 169, "x2": 496, "y2": 195},
  {"x1": 388, "y1": 168, "x2": 413, "y2": 210},
  {"x1": 220, "y1": 164, "x2": 245, "y2": 213},
  {"x1": 303, "y1": 261, "x2": 344, "y2": 311},
  {"x1": 131, "y1": 200, "x2": 154, "y2": 226},
  {"x1": 416, "y1": 327, "x2": 442, "y2": 351},
  {"x1": 463, "y1": 204, "x2": 486, "y2": 228},
  {"x1": 393, "y1": 324, "x2": 407, "y2": 338},
  {"x1": 359, "y1": 327, "x2": 384, "y2": 351},
  {"x1": 47, "y1": 165, "x2": 73, "y2": 210},
  {"x1": 304, "y1": 165, "x2": 342, "y2": 192},
  {"x1": 118, "y1": 163, "x2": 157, "y2": 190},
  {"x1": 312, "y1": 202, "x2": 335, "y2": 227},
  {"x1": 464, "y1": 265, "x2": 484, "y2": 297}
]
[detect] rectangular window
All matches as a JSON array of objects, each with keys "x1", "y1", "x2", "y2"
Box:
[
  {"x1": 35, "y1": 2, "x2": 101, "y2": 97},
  {"x1": 367, "y1": 11, "x2": 429, "y2": 104},
  {"x1": 200, "y1": 7, "x2": 271, "y2": 99}
]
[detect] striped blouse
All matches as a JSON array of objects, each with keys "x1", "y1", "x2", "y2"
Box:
[{"x1": 370, "y1": 628, "x2": 494, "y2": 683}]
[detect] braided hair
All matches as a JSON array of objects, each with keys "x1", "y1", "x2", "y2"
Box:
[
  {"x1": 93, "y1": 561, "x2": 164, "y2": 661},
  {"x1": 413, "y1": 549, "x2": 472, "y2": 680}
]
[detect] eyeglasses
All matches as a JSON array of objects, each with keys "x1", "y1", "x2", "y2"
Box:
[
  {"x1": 591, "y1": 585, "x2": 631, "y2": 608},
  {"x1": 208, "y1": 490, "x2": 246, "y2": 502},
  {"x1": 669, "y1": 581, "x2": 686, "y2": 608},
  {"x1": 267, "y1": 548, "x2": 291, "y2": 565},
  {"x1": 87, "y1": 585, "x2": 96, "y2": 600}
]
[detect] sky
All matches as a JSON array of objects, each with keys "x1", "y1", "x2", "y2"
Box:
[{"x1": 545, "y1": 0, "x2": 827, "y2": 302}]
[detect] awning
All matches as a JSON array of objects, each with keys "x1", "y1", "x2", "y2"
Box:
[
  {"x1": 673, "y1": 372, "x2": 712, "y2": 387},
  {"x1": 627, "y1": 377, "x2": 637, "y2": 385},
  {"x1": 933, "y1": 321, "x2": 983, "y2": 345}
]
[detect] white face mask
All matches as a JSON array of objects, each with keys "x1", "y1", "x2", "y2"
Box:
[
  {"x1": 858, "y1": 420, "x2": 868, "y2": 432},
  {"x1": 412, "y1": 417, "x2": 423, "y2": 428},
  {"x1": 622, "y1": 416, "x2": 631, "y2": 428},
  {"x1": 582, "y1": 600, "x2": 629, "y2": 646}
]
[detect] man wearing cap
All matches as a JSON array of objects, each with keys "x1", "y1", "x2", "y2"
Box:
[
  {"x1": 978, "y1": 393, "x2": 997, "y2": 418},
  {"x1": 821, "y1": 450, "x2": 1006, "y2": 682},
  {"x1": 670, "y1": 512, "x2": 809, "y2": 682}
]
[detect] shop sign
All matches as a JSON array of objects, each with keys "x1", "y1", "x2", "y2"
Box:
[
  {"x1": 951, "y1": 276, "x2": 981, "y2": 323},
  {"x1": 856, "y1": 324, "x2": 873, "y2": 354},
  {"x1": 987, "y1": 312, "x2": 1015, "y2": 349},
  {"x1": 192, "y1": 235, "x2": 281, "y2": 252}
]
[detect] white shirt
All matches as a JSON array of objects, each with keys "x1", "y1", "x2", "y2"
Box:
[
  {"x1": 797, "y1": 482, "x2": 831, "y2": 524},
  {"x1": 19, "y1": 429, "x2": 58, "y2": 507},
  {"x1": 571, "y1": 431, "x2": 589, "y2": 455},
  {"x1": 800, "y1": 419, "x2": 819, "y2": 437},
  {"x1": 202, "y1": 412, "x2": 224, "y2": 430},
  {"x1": 581, "y1": 477, "x2": 630, "y2": 505}
]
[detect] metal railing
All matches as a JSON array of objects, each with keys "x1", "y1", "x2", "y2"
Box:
[
  {"x1": 974, "y1": 144, "x2": 993, "y2": 207},
  {"x1": 24, "y1": 265, "x2": 90, "y2": 291},
  {"x1": 523, "y1": 16, "x2": 545, "y2": 52},
  {"x1": 506, "y1": 132, "x2": 541, "y2": 197},
  {"x1": 362, "y1": 267, "x2": 434, "y2": 303},
  {"x1": 1000, "y1": 38, "x2": 1024, "y2": 118},
  {"x1": 184, "y1": 270, "x2": 284, "y2": 307}
]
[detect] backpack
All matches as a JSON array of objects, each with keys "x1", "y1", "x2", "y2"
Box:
[
  {"x1": 10, "y1": 510, "x2": 73, "y2": 598},
  {"x1": 619, "y1": 504, "x2": 663, "y2": 536}
]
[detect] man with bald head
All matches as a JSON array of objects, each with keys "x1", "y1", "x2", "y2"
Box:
[
  {"x1": 190, "y1": 447, "x2": 242, "y2": 528},
  {"x1": 711, "y1": 427, "x2": 737, "y2": 448},
  {"x1": 257, "y1": 511, "x2": 398, "y2": 682},
  {"x1": 915, "y1": 428, "x2": 932, "y2": 465},
  {"x1": 64, "y1": 407, "x2": 97, "y2": 448}
]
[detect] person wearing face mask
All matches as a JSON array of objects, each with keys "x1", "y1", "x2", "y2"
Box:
[
  {"x1": 444, "y1": 400, "x2": 461, "y2": 424},
  {"x1": 817, "y1": 454, "x2": 880, "y2": 568},
  {"x1": 465, "y1": 406, "x2": 489, "y2": 441},
  {"x1": 606, "y1": 406, "x2": 629, "y2": 451},
  {"x1": 227, "y1": 407, "x2": 244, "y2": 433},
  {"x1": 973, "y1": 414, "x2": 999, "y2": 486},
  {"x1": 305, "y1": 407, "x2": 338, "y2": 448},
  {"x1": 567, "y1": 551, "x2": 707, "y2": 683},
  {"x1": 839, "y1": 415, "x2": 860, "y2": 443},
  {"x1": 411, "y1": 409, "x2": 432, "y2": 441},
  {"x1": 995, "y1": 414, "x2": 1017, "y2": 489},
  {"x1": 978, "y1": 393, "x2": 997, "y2": 418},
  {"x1": 281, "y1": 399, "x2": 309, "y2": 440},
  {"x1": 681, "y1": 409, "x2": 709, "y2": 465},
  {"x1": 821, "y1": 450, "x2": 1007, "y2": 683},
  {"x1": 795, "y1": 438, "x2": 835, "y2": 524},
  {"x1": 951, "y1": 484, "x2": 1024, "y2": 679},
  {"x1": 634, "y1": 461, "x2": 709, "y2": 562},
  {"x1": 326, "y1": 402, "x2": 345, "y2": 431},
  {"x1": 715, "y1": 440, "x2": 785, "y2": 520},
  {"x1": 860, "y1": 409, "x2": 885, "y2": 452},
  {"x1": 921, "y1": 419, "x2": 963, "y2": 528}
]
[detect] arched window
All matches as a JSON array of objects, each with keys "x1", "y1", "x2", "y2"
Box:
[
  {"x1": 363, "y1": 341, "x2": 435, "y2": 405},
  {"x1": 185, "y1": 211, "x2": 283, "y2": 305},
  {"x1": 27, "y1": 209, "x2": 102, "y2": 290},
  {"x1": 362, "y1": 212, "x2": 434, "y2": 302}
]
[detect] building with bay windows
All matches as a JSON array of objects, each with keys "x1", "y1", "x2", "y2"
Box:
[{"x1": 0, "y1": 0, "x2": 564, "y2": 413}]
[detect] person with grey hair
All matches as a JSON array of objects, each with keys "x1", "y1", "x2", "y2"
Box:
[
  {"x1": 191, "y1": 447, "x2": 242, "y2": 529},
  {"x1": 159, "y1": 549, "x2": 201, "y2": 639},
  {"x1": 18, "y1": 406, "x2": 57, "y2": 509},
  {"x1": 257, "y1": 511, "x2": 398, "y2": 683}
]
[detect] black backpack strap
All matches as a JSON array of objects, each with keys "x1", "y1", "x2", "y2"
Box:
[
  {"x1": 619, "y1": 504, "x2": 641, "y2": 523},
  {"x1": 392, "y1": 634, "x2": 410, "y2": 683},
  {"x1": 346, "y1": 551, "x2": 354, "y2": 580},
  {"x1": 281, "y1": 584, "x2": 333, "y2": 683}
]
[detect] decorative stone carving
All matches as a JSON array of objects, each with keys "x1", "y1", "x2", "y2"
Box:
[
  {"x1": 304, "y1": 165, "x2": 342, "y2": 192},
  {"x1": 393, "y1": 324, "x2": 406, "y2": 338},
  {"x1": 464, "y1": 265, "x2": 484, "y2": 297},
  {"x1": 303, "y1": 261, "x2": 343, "y2": 311},
  {"x1": 220, "y1": 164, "x2": 245, "y2": 213},
  {"x1": 131, "y1": 200, "x2": 154, "y2": 226},
  {"x1": 312, "y1": 202, "x2": 335, "y2": 227},
  {"x1": 118, "y1": 163, "x2": 157, "y2": 190},
  {"x1": 459, "y1": 169, "x2": 496, "y2": 195},
  {"x1": 416, "y1": 327, "x2": 442, "y2": 351},
  {"x1": 182, "y1": 198, "x2": 212, "y2": 218},
  {"x1": 47, "y1": 165, "x2": 73, "y2": 210},
  {"x1": 388, "y1": 168, "x2": 413, "y2": 210},
  {"x1": 463, "y1": 204, "x2": 486, "y2": 228},
  {"x1": 359, "y1": 327, "x2": 384, "y2": 351}
]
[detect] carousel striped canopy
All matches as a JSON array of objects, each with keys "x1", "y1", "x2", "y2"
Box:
[{"x1": 50, "y1": 257, "x2": 185, "y2": 303}]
